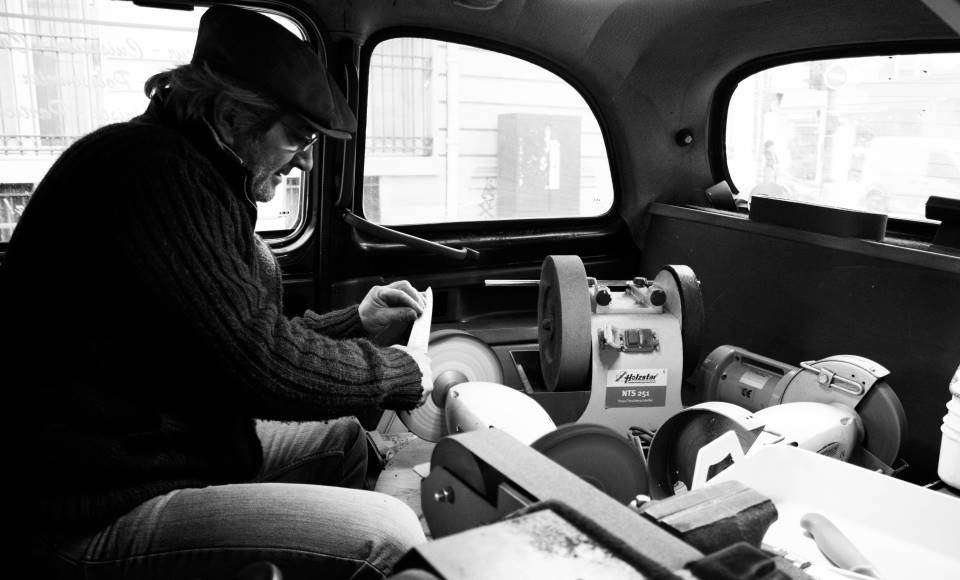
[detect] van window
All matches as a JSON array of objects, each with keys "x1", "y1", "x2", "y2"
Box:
[
  {"x1": 726, "y1": 53, "x2": 960, "y2": 221},
  {"x1": 0, "y1": 1, "x2": 307, "y2": 243},
  {"x1": 362, "y1": 38, "x2": 613, "y2": 225}
]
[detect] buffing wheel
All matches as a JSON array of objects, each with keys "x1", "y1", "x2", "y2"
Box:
[{"x1": 398, "y1": 330, "x2": 503, "y2": 442}]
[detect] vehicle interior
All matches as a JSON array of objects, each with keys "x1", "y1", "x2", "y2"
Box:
[{"x1": 2, "y1": 0, "x2": 959, "y2": 578}]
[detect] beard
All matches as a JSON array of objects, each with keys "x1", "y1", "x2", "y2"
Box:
[
  {"x1": 232, "y1": 131, "x2": 285, "y2": 204},
  {"x1": 247, "y1": 161, "x2": 281, "y2": 203}
]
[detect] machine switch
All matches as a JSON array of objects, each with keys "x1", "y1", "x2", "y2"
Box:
[{"x1": 599, "y1": 325, "x2": 659, "y2": 353}]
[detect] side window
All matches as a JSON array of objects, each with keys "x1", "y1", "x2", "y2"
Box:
[
  {"x1": 362, "y1": 38, "x2": 613, "y2": 225},
  {"x1": 726, "y1": 53, "x2": 960, "y2": 221},
  {"x1": 0, "y1": 0, "x2": 307, "y2": 243}
]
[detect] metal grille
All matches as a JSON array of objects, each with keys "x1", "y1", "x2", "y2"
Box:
[
  {"x1": 367, "y1": 38, "x2": 433, "y2": 156},
  {"x1": 0, "y1": 134, "x2": 79, "y2": 154},
  {"x1": 0, "y1": 1, "x2": 106, "y2": 154},
  {"x1": 0, "y1": 183, "x2": 32, "y2": 242}
]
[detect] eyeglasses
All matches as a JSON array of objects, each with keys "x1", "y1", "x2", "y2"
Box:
[{"x1": 278, "y1": 118, "x2": 320, "y2": 153}]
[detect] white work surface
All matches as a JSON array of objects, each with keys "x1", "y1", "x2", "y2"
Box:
[{"x1": 710, "y1": 445, "x2": 960, "y2": 580}]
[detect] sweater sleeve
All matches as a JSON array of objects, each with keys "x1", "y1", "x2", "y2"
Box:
[
  {"x1": 111, "y1": 136, "x2": 422, "y2": 420},
  {"x1": 291, "y1": 306, "x2": 369, "y2": 340}
]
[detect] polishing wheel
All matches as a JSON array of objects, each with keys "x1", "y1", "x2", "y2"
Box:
[
  {"x1": 398, "y1": 330, "x2": 503, "y2": 442},
  {"x1": 531, "y1": 423, "x2": 650, "y2": 504}
]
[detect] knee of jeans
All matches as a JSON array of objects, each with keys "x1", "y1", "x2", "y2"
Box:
[
  {"x1": 335, "y1": 417, "x2": 364, "y2": 449},
  {"x1": 343, "y1": 419, "x2": 369, "y2": 464},
  {"x1": 369, "y1": 495, "x2": 428, "y2": 554}
]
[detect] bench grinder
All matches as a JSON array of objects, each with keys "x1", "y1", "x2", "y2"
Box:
[{"x1": 646, "y1": 345, "x2": 907, "y2": 497}]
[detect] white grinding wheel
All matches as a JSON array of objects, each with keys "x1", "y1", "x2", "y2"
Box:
[
  {"x1": 428, "y1": 330, "x2": 503, "y2": 388},
  {"x1": 538, "y1": 255, "x2": 593, "y2": 391},
  {"x1": 398, "y1": 330, "x2": 503, "y2": 442}
]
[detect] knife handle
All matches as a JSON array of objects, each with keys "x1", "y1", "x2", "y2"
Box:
[{"x1": 800, "y1": 512, "x2": 881, "y2": 579}]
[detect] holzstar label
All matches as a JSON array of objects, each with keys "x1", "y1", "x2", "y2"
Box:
[{"x1": 605, "y1": 369, "x2": 667, "y2": 407}]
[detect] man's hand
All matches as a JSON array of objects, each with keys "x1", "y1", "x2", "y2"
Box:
[
  {"x1": 359, "y1": 280, "x2": 425, "y2": 336},
  {"x1": 391, "y1": 344, "x2": 434, "y2": 405}
]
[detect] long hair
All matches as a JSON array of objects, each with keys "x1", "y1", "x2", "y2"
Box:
[{"x1": 143, "y1": 63, "x2": 283, "y2": 139}]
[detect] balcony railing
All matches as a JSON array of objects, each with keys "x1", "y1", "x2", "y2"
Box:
[
  {"x1": 0, "y1": 134, "x2": 79, "y2": 155},
  {"x1": 1, "y1": 188, "x2": 33, "y2": 243},
  {"x1": 367, "y1": 38, "x2": 434, "y2": 157}
]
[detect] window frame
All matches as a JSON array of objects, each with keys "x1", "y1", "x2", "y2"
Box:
[
  {"x1": 0, "y1": 2, "x2": 321, "y2": 252},
  {"x1": 240, "y1": 5, "x2": 322, "y2": 252},
  {"x1": 354, "y1": 27, "x2": 621, "y2": 240},
  {"x1": 712, "y1": 40, "x2": 960, "y2": 241}
]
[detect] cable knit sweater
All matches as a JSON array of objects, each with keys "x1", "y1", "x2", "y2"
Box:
[{"x1": 0, "y1": 99, "x2": 423, "y2": 536}]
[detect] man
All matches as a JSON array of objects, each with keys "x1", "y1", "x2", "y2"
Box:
[{"x1": 0, "y1": 6, "x2": 431, "y2": 579}]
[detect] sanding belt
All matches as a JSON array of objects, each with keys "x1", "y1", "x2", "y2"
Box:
[
  {"x1": 430, "y1": 429, "x2": 799, "y2": 578},
  {"x1": 430, "y1": 428, "x2": 701, "y2": 570}
]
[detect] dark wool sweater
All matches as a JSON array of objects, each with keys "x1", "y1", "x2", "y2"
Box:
[{"x1": 0, "y1": 100, "x2": 422, "y2": 537}]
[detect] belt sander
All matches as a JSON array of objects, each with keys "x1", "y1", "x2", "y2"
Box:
[{"x1": 408, "y1": 427, "x2": 810, "y2": 579}]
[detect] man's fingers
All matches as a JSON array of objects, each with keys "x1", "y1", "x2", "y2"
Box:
[
  {"x1": 379, "y1": 286, "x2": 424, "y2": 315},
  {"x1": 390, "y1": 307, "x2": 420, "y2": 323},
  {"x1": 385, "y1": 281, "x2": 426, "y2": 310}
]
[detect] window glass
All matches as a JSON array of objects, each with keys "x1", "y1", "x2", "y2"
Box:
[
  {"x1": 726, "y1": 54, "x2": 960, "y2": 221},
  {"x1": 0, "y1": 0, "x2": 306, "y2": 243},
  {"x1": 363, "y1": 38, "x2": 614, "y2": 225}
]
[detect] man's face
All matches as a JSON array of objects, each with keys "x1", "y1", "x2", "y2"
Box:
[{"x1": 233, "y1": 116, "x2": 317, "y2": 203}]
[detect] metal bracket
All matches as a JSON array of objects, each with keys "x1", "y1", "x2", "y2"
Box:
[
  {"x1": 798, "y1": 361, "x2": 865, "y2": 396},
  {"x1": 797, "y1": 355, "x2": 889, "y2": 399}
]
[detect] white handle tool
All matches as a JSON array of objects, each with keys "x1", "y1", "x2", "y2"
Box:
[{"x1": 800, "y1": 512, "x2": 881, "y2": 579}]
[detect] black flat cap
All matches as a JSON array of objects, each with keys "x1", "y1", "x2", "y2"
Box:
[{"x1": 192, "y1": 5, "x2": 356, "y2": 140}]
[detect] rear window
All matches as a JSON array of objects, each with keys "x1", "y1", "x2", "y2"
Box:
[
  {"x1": 362, "y1": 38, "x2": 614, "y2": 225},
  {"x1": 726, "y1": 53, "x2": 960, "y2": 221},
  {"x1": 0, "y1": 0, "x2": 307, "y2": 243}
]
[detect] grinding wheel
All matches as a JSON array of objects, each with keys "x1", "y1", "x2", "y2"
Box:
[
  {"x1": 399, "y1": 330, "x2": 503, "y2": 442},
  {"x1": 857, "y1": 382, "x2": 907, "y2": 467},
  {"x1": 647, "y1": 402, "x2": 762, "y2": 499},
  {"x1": 782, "y1": 356, "x2": 906, "y2": 467},
  {"x1": 531, "y1": 423, "x2": 649, "y2": 505},
  {"x1": 653, "y1": 265, "x2": 705, "y2": 378},
  {"x1": 538, "y1": 255, "x2": 593, "y2": 391}
]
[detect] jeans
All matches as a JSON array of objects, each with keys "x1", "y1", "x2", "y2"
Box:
[{"x1": 48, "y1": 418, "x2": 427, "y2": 579}]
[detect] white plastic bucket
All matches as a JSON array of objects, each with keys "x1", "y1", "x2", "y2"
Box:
[{"x1": 939, "y1": 389, "x2": 960, "y2": 488}]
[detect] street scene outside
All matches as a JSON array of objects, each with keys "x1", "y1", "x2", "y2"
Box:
[
  {"x1": 362, "y1": 37, "x2": 614, "y2": 226},
  {"x1": 726, "y1": 54, "x2": 960, "y2": 221}
]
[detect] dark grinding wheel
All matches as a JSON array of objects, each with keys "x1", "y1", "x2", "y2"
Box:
[
  {"x1": 538, "y1": 255, "x2": 593, "y2": 392},
  {"x1": 531, "y1": 423, "x2": 649, "y2": 504},
  {"x1": 654, "y1": 265, "x2": 705, "y2": 378}
]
